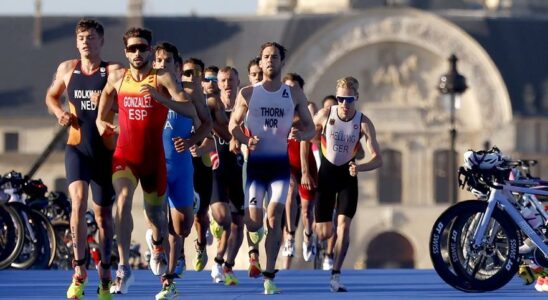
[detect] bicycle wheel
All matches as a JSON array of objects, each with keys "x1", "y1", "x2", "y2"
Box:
[
  {"x1": 9, "y1": 202, "x2": 43, "y2": 269},
  {"x1": 448, "y1": 203, "x2": 520, "y2": 291},
  {"x1": 0, "y1": 204, "x2": 25, "y2": 269},
  {"x1": 30, "y1": 209, "x2": 57, "y2": 269},
  {"x1": 429, "y1": 200, "x2": 484, "y2": 292},
  {"x1": 51, "y1": 221, "x2": 72, "y2": 270}
]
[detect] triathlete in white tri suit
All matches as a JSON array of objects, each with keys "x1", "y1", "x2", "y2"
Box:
[
  {"x1": 229, "y1": 42, "x2": 315, "y2": 295},
  {"x1": 314, "y1": 76, "x2": 382, "y2": 293}
]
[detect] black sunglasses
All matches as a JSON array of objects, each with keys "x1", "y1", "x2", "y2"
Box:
[
  {"x1": 203, "y1": 77, "x2": 218, "y2": 83},
  {"x1": 126, "y1": 44, "x2": 150, "y2": 53},
  {"x1": 183, "y1": 69, "x2": 202, "y2": 77},
  {"x1": 336, "y1": 96, "x2": 356, "y2": 104}
]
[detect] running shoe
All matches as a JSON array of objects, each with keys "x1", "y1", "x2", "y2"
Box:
[
  {"x1": 110, "y1": 265, "x2": 134, "y2": 294},
  {"x1": 302, "y1": 232, "x2": 317, "y2": 262},
  {"x1": 155, "y1": 281, "x2": 179, "y2": 300},
  {"x1": 519, "y1": 265, "x2": 535, "y2": 285},
  {"x1": 193, "y1": 241, "x2": 208, "y2": 272},
  {"x1": 263, "y1": 278, "x2": 281, "y2": 295},
  {"x1": 211, "y1": 263, "x2": 224, "y2": 283},
  {"x1": 174, "y1": 256, "x2": 185, "y2": 277},
  {"x1": 249, "y1": 227, "x2": 265, "y2": 245},
  {"x1": 224, "y1": 266, "x2": 239, "y2": 286},
  {"x1": 282, "y1": 238, "x2": 295, "y2": 257},
  {"x1": 330, "y1": 274, "x2": 347, "y2": 292},
  {"x1": 146, "y1": 228, "x2": 168, "y2": 275},
  {"x1": 248, "y1": 257, "x2": 262, "y2": 278},
  {"x1": 97, "y1": 279, "x2": 112, "y2": 300},
  {"x1": 66, "y1": 274, "x2": 87, "y2": 299},
  {"x1": 322, "y1": 255, "x2": 334, "y2": 271},
  {"x1": 150, "y1": 246, "x2": 168, "y2": 276},
  {"x1": 210, "y1": 219, "x2": 224, "y2": 240},
  {"x1": 535, "y1": 277, "x2": 545, "y2": 292}
]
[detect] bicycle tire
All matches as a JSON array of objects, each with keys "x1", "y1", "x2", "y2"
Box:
[
  {"x1": 429, "y1": 200, "x2": 484, "y2": 292},
  {"x1": 0, "y1": 204, "x2": 25, "y2": 269},
  {"x1": 30, "y1": 209, "x2": 57, "y2": 268},
  {"x1": 448, "y1": 203, "x2": 520, "y2": 291},
  {"x1": 9, "y1": 202, "x2": 43, "y2": 269}
]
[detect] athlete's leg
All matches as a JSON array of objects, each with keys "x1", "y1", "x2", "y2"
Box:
[
  {"x1": 264, "y1": 179, "x2": 289, "y2": 274},
  {"x1": 333, "y1": 215, "x2": 352, "y2": 272},
  {"x1": 282, "y1": 176, "x2": 298, "y2": 269},
  {"x1": 112, "y1": 174, "x2": 137, "y2": 266},
  {"x1": 169, "y1": 206, "x2": 194, "y2": 273},
  {"x1": 68, "y1": 180, "x2": 89, "y2": 277},
  {"x1": 92, "y1": 203, "x2": 114, "y2": 277}
]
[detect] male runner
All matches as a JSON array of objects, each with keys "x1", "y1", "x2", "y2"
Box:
[
  {"x1": 96, "y1": 27, "x2": 198, "y2": 295},
  {"x1": 281, "y1": 73, "x2": 318, "y2": 269},
  {"x1": 247, "y1": 57, "x2": 263, "y2": 85},
  {"x1": 314, "y1": 77, "x2": 382, "y2": 292},
  {"x1": 149, "y1": 42, "x2": 212, "y2": 299},
  {"x1": 229, "y1": 42, "x2": 315, "y2": 294},
  {"x1": 181, "y1": 58, "x2": 214, "y2": 272},
  {"x1": 209, "y1": 67, "x2": 246, "y2": 285},
  {"x1": 45, "y1": 19, "x2": 120, "y2": 300}
]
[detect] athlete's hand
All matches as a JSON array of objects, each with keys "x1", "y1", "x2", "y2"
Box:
[
  {"x1": 57, "y1": 111, "x2": 74, "y2": 127},
  {"x1": 349, "y1": 161, "x2": 357, "y2": 177},
  {"x1": 90, "y1": 92, "x2": 101, "y2": 106},
  {"x1": 173, "y1": 137, "x2": 191, "y2": 153},
  {"x1": 96, "y1": 120, "x2": 116, "y2": 137},
  {"x1": 301, "y1": 172, "x2": 317, "y2": 190},
  {"x1": 289, "y1": 127, "x2": 304, "y2": 141},
  {"x1": 247, "y1": 136, "x2": 260, "y2": 151},
  {"x1": 140, "y1": 84, "x2": 161, "y2": 101},
  {"x1": 229, "y1": 138, "x2": 241, "y2": 154},
  {"x1": 189, "y1": 145, "x2": 199, "y2": 157}
]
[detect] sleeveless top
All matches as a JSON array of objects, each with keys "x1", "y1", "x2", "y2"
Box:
[
  {"x1": 245, "y1": 82, "x2": 295, "y2": 161},
  {"x1": 320, "y1": 105, "x2": 362, "y2": 166},
  {"x1": 66, "y1": 60, "x2": 113, "y2": 154},
  {"x1": 116, "y1": 68, "x2": 168, "y2": 163}
]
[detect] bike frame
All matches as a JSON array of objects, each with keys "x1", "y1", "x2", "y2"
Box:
[{"x1": 472, "y1": 182, "x2": 548, "y2": 256}]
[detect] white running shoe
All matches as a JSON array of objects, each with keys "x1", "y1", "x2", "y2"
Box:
[
  {"x1": 322, "y1": 256, "x2": 334, "y2": 271},
  {"x1": 150, "y1": 247, "x2": 168, "y2": 276},
  {"x1": 110, "y1": 265, "x2": 135, "y2": 294},
  {"x1": 330, "y1": 274, "x2": 347, "y2": 292},
  {"x1": 211, "y1": 263, "x2": 225, "y2": 283},
  {"x1": 282, "y1": 238, "x2": 295, "y2": 257},
  {"x1": 302, "y1": 232, "x2": 317, "y2": 262}
]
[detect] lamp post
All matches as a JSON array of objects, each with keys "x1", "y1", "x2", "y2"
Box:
[{"x1": 438, "y1": 54, "x2": 467, "y2": 204}]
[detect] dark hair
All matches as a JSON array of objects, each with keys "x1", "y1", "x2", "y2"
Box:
[
  {"x1": 153, "y1": 42, "x2": 178, "y2": 59},
  {"x1": 75, "y1": 19, "x2": 104, "y2": 37},
  {"x1": 322, "y1": 95, "x2": 337, "y2": 106},
  {"x1": 259, "y1": 42, "x2": 287, "y2": 61},
  {"x1": 123, "y1": 27, "x2": 152, "y2": 47},
  {"x1": 183, "y1": 58, "x2": 205, "y2": 72},
  {"x1": 204, "y1": 65, "x2": 219, "y2": 75},
  {"x1": 247, "y1": 56, "x2": 261, "y2": 73},
  {"x1": 174, "y1": 52, "x2": 182, "y2": 67},
  {"x1": 219, "y1": 66, "x2": 239, "y2": 77},
  {"x1": 282, "y1": 73, "x2": 305, "y2": 89}
]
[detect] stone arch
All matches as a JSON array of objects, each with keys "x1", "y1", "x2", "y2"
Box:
[
  {"x1": 366, "y1": 230, "x2": 415, "y2": 268},
  {"x1": 286, "y1": 7, "x2": 512, "y2": 143}
]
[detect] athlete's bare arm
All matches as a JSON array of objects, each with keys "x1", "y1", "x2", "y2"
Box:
[
  {"x1": 96, "y1": 68, "x2": 124, "y2": 136},
  {"x1": 229, "y1": 86, "x2": 259, "y2": 150},
  {"x1": 349, "y1": 115, "x2": 383, "y2": 176},
  {"x1": 45, "y1": 59, "x2": 78, "y2": 126},
  {"x1": 300, "y1": 140, "x2": 316, "y2": 190},
  {"x1": 313, "y1": 107, "x2": 329, "y2": 142},
  {"x1": 289, "y1": 86, "x2": 316, "y2": 141},
  {"x1": 206, "y1": 95, "x2": 232, "y2": 142},
  {"x1": 147, "y1": 70, "x2": 200, "y2": 120}
]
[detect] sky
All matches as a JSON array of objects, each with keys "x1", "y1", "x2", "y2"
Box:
[{"x1": 0, "y1": 0, "x2": 258, "y2": 16}]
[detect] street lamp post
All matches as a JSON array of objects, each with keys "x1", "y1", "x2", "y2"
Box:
[{"x1": 438, "y1": 54, "x2": 467, "y2": 204}]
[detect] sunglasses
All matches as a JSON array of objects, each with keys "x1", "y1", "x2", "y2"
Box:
[
  {"x1": 203, "y1": 76, "x2": 218, "y2": 83},
  {"x1": 126, "y1": 44, "x2": 150, "y2": 53},
  {"x1": 183, "y1": 69, "x2": 202, "y2": 77},
  {"x1": 336, "y1": 96, "x2": 356, "y2": 104}
]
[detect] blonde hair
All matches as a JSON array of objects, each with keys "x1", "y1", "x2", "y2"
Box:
[{"x1": 336, "y1": 76, "x2": 359, "y2": 94}]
